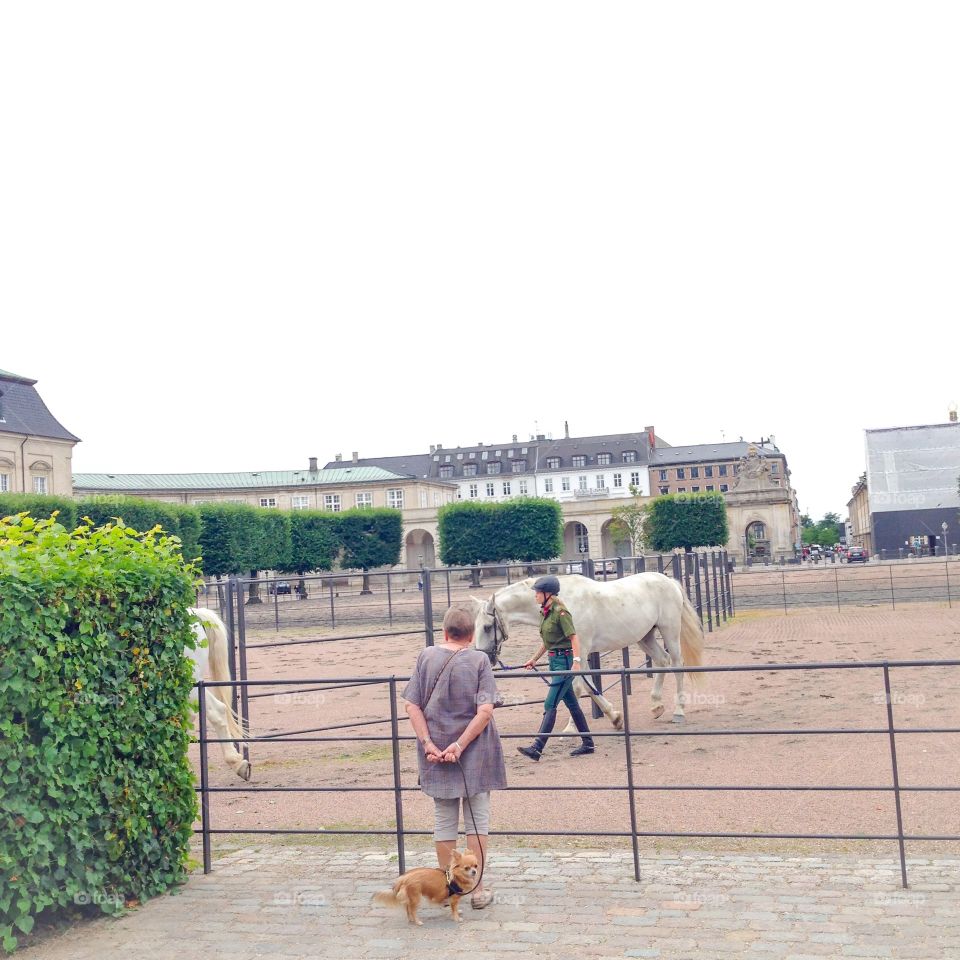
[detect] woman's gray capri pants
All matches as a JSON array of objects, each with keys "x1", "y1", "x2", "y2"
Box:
[{"x1": 433, "y1": 792, "x2": 491, "y2": 841}]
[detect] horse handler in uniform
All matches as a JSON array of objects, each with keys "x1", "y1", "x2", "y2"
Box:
[{"x1": 517, "y1": 576, "x2": 595, "y2": 761}]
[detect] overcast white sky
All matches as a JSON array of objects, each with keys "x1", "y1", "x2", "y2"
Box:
[{"x1": 3, "y1": 3, "x2": 957, "y2": 519}]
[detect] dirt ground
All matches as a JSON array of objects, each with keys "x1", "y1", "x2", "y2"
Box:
[{"x1": 192, "y1": 604, "x2": 960, "y2": 861}]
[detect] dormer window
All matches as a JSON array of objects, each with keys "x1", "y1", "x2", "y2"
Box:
[
  {"x1": 572, "y1": 455, "x2": 587, "y2": 468},
  {"x1": 622, "y1": 450, "x2": 638, "y2": 463},
  {"x1": 486, "y1": 461, "x2": 501, "y2": 474},
  {"x1": 463, "y1": 464, "x2": 477, "y2": 477},
  {"x1": 546, "y1": 457, "x2": 561, "y2": 469},
  {"x1": 597, "y1": 453, "x2": 612, "y2": 465},
  {"x1": 481, "y1": 451, "x2": 488, "y2": 460}
]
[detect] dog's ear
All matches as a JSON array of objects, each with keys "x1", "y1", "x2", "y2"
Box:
[{"x1": 450, "y1": 850, "x2": 461, "y2": 864}]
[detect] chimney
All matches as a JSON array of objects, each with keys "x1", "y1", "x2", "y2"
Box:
[
  {"x1": 769, "y1": 433, "x2": 776, "y2": 447},
  {"x1": 536, "y1": 433, "x2": 546, "y2": 441},
  {"x1": 351, "y1": 451, "x2": 359, "y2": 463},
  {"x1": 644, "y1": 425, "x2": 656, "y2": 451},
  {"x1": 309, "y1": 456, "x2": 318, "y2": 472},
  {"x1": 564, "y1": 420, "x2": 570, "y2": 439},
  {"x1": 512, "y1": 434, "x2": 517, "y2": 443},
  {"x1": 335, "y1": 453, "x2": 343, "y2": 462},
  {"x1": 950, "y1": 405, "x2": 958, "y2": 423},
  {"x1": 430, "y1": 444, "x2": 435, "y2": 454}
]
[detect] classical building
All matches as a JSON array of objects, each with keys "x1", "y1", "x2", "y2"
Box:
[
  {"x1": 862, "y1": 415, "x2": 960, "y2": 556},
  {"x1": 846, "y1": 475, "x2": 872, "y2": 554},
  {"x1": 649, "y1": 438, "x2": 789, "y2": 497},
  {"x1": 0, "y1": 368, "x2": 79, "y2": 497}
]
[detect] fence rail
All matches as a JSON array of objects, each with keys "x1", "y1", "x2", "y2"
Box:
[{"x1": 194, "y1": 657, "x2": 960, "y2": 888}]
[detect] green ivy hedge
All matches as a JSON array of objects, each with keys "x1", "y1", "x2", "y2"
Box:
[{"x1": 0, "y1": 515, "x2": 200, "y2": 953}]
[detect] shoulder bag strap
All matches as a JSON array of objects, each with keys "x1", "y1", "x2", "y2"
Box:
[{"x1": 421, "y1": 649, "x2": 462, "y2": 711}]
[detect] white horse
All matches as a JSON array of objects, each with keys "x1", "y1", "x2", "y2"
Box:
[
  {"x1": 474, "y1": 573, "x2": 705, "y2": 726},
  {"x1": 187, "y1": 607, "x2": 251, "y2": 781}
]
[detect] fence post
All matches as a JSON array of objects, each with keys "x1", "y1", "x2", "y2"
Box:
[
  {"x1": 725, "y1": 551, "x2": 735, "y2": 617},
  {"x1": 588, "y1": 652, "x2": 603, "y2": 719},
  {"x1": 882, "y1": 663, "x2": 909, "y2": 888},
  {"x1": 388, "y1": 678, "x2": 407, "y2": 876},
  {"x1": 834, "y1": 566, "x2": 841, "y2": 612},
  {"x1": 226, "y1": 576, "x2": 239, "y2": 727},
  {"x1": 197, "y1": 680, "x2": 212, "y2": 875},
  {"x1": 711, "y1": 552, "x2": 723, "y2": 624},
  {"x1": 693, "y1": 554, "x2": 704, "y2": 626},
  {"x1": 584, "y1": 557, "x2": 595, "y2": 579},
  {"x1": 235, "y1": 580, "x2": 250, "y2": 765},
  {"x1": 387, "y1": 572, "x2": 393, "y2": 626},
  {"x1": 637, "y1": 555, "x2": 646, "y2": 574},
  {"x1": 422, "y1": 568, "x2": 435, "y2": 646},
  {"x1": 328, "y1": 577, "x2": 336, "y2": 628},
  {"x1": 615, "y1": 558, "x2": 632, "y2": 691},
  {"x1": 616, "y1": 557, "x2": 624, "y2": 579},
  {"x1": 445, "y1": 568, "x2": 452, "y2": 608},
  {"x1": 620, "y1": 669, "x2": 641, "y2": 883},
  {"x1": 683, "y1": 553, "x2": 692, "y2": 602},
  {"x1": 657, "y1": 555, "x2": 664, "y2": 575},
  {"x1": 947, "y1": 561, "x2": 953, "y2": 609},
  {"x1": 273, "y1": 576, "x2": 280, "y2": 632},
  {"x1": 889, "y1": 565, "x2": 896, "y2": 611},
  {"x1": 700, "y1": 553, "x2": 712, "y2": 631}
]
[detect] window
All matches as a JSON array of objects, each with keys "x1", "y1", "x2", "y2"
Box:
[
  {"x1": 481, "y1": 451, "x2": 488, "y2": 460},
  {"x1": 355, "y1": 492, "x2": 373, "y2": 508},
  {"x1": 445, "y1": 455, "x2": 451, "y2": 462},
  {"x1": 595, "y1": 474, "x2": 605, "y2": 489},
  {"x1": 578, "y1": 475, "x2": 588, "y2": 491},
  {"x1": 613, "y1": 473, "x2": 623, "y2": 488},
  {"x1": 771, "y1": 462, "x2": 779, "y2": 474},
  {"x1": 659, "y1": 486, "x2": 669, "y2": 495},
  {"x1": 544, "y1": 478, "x2": 554, "y2": 493},
  {"x1": 677, "y1": 487, "x2": 686, "y2": 493},
  {"x1": 572, "y1": 455, "x2": 587, "y2": 468},
  {"x1": 519, "y1": 479, "x2": 528, "y2": 495},
  {"x1": 546, "y1": 457, "x2": 560, "y2": 469},
  {"x1": 511, "y1": 460, "x2": 524, "y2": 473},
  {"x1": 659, "y1": 470, "x2": 668, "y2": 481},
  {"x1": 521, "y1": 447, "x2": 528, "y2": 454},
  {"x1": 622, "y1": 451, "x2": 637, "y2": 463},
  {"x1": 469, "y1": 483, "x2": 478, "y2": 498},
  {"x1": 690, "y1": 466, "x2": 699, "y2": 479},
  {"x1": 322, "y1": 494, "x2": 340, "y2": 512},
  {"x1": 507, "y1": 449, "x2": 514, "y2": 457},
  {"x1": 387, "y1": 489, "x2": 404, "y2": 509},
  {"x1": 457, "y1": 453, "x2": 464, "y2": 460},
  {"x1": 33, "y1": 476, "x2": 47, "y2": 494},
  {"x1": 704, "y1": 465, "x2": 713, "y2": 478},
  {"x1": 434, "y1": 492, "x2": 442, "y2": 506},
  {"x1": 0, "y1": 473, "x2": 8, "y2": 492},
  {"x1": 487, "y1": 462, "x2": 501, "y2": 475},
  {"x1": 486, "y1": 482, "x2": 495, "y2": 497},
  {"x1": 494, "y1": 450, "x2": 501, "y2": 456},
  {"x1": 676, "y1": 468, "x2": 685, "y2": 480},
  {"x1": 692, "y1": 486, "x2": 700, "y2": 492},
  {"x1": 291, "y1": 495, "x2": 310, "y2": 510},
  {"x1": 432, "y1": 455, "x2": 439, "y2": 461},
  {"x1": 630, "y1": 471, "x2": 640, "y2": 487},
  {"x1": 419, "y1": 490, "x2": 427, "y2": 507},
  {"x1": 719, "y1": 464, "x2": 728, "y2": 477},
  {"x1": 597, "y1": 453, "x2": 611, "y2": 465},
  {"x1": 706, "y1": 485, "x2": 714, "y2": 492},
  {"x1": 561, "y1": 477, "x2": 571, "y2": 492},
  {"x1": 463, "y1": 464, "x2": 477, "y2": 477},
  {"x1": 259, "y1": 496, "x2": 278, "y2": 508},
  {"x1": 720, "y1": 483, "x2": 729, "y2": 492},
  {"x1": 439, "y1": 465, "x2": 453, "y2": 478},
  {"x1": 502, "y1": 481, "x2": 511, "y2": 496}
]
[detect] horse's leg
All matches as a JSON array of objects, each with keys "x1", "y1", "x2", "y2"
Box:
[
  {"x1": 572, "y1": 675, "x2": 623, "y2": 730},
  {"x1": 655, "y1": 617, "x2": 687, "y2": 723},
  {"x1": 204, "y1": 690, "x2": 252, "y2": 780},
  {"x1": 638, "y1": 629, "x2": 671, "y2": 719}
]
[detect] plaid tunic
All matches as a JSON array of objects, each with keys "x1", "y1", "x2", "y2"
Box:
[{"x1": 402, "y1": 647, "x2": 508, "y2": 800}]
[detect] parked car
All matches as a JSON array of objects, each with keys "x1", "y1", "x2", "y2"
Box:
[
  {"x1": 595, "y1": 560, "x2": 618, "y2": 576},
  {"x1": 807, "y1": 544, "x2": 823, "y2": 562},
  {"x1": 846, "y1": 546, "x2": 869, "y2": 563},
  {"x1": 268, "y1": 580, "x2": 292, "y2": 595}
]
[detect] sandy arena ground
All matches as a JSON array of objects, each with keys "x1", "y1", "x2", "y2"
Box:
[{"x1": 191, "y1": 604, "x2": 960, "y2": 861}]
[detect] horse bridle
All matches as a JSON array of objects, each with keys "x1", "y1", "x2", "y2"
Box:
[{"x1": 487, "y1": 598, "x2": 509, "y2": 661}]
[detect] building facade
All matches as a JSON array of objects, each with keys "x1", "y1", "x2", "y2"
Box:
[
  {"x1": 846, "y1": 475, "x2": 872, "y2": 554},
  {"x1": 864, "y1": 418, "x2": 960, "y2": 556},
  {"x1": 0, "y1": 368, "x2": 79, "y2": 498}
]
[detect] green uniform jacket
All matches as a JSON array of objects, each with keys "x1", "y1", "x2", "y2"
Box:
[{"x1": 539, "y1": 598, "x2": 577, "y2": 651}]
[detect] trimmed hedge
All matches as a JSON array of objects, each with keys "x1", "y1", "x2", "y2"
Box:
[
  {"x1": 438, "y1": 498, "x2": 563, "y2": 565},
  {"x1": 0, "y1": 495, "x2": 78, "y2": 530},
  {"x1": 644, "y1": 492, "x2": 730, "y2": 552},
  {"x1": 0, "y1": 515, "x2": 199, "y2": 953},
  {"x1": 75, "y1": 497, "x2": 201, "y2": 562},
  {"x1": 287, "y1": 512, "x2": 340, "y2": 574},
  {"x1": 338, "y1": 509, "x2": 403, "y2": 571}
]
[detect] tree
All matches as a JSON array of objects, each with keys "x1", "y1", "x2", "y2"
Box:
[
  {"x1": 287, "y1": 511, "x2": 340, "y2": 595},
  {"x1": 437, "y1": 498, "x2": 563, "y2": 566},
  {"x1": 245, "y1": 509, "x2": 292, "y2": 604},
  {"x1": 338, "y1": 508, "x2": 403, "y2": 593},
  {"x1": 196, "y1": 503, "x2": 262, "y2": 578},
  {"x1": 0, "y1": 493, "x2": 78, "y2": 529},
  {"x1": 608, "y1": 484, "x2": 648, "y2": 556},
  {"x1": 76, "y1": 495, "x2": 201, "y2": 561},
  {"x1": 645, "y1": 492, "x2": 729, "y2": 553}
]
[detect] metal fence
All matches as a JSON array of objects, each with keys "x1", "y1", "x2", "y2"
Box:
[
  {"x1": 195, "y1": 657, "x2": 960, "y2": 888},
  {"x1": 733, "y1": 560, "x2": 960, "y2": 613}
]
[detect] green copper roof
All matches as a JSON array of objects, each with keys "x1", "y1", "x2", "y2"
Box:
[{"x1": 72, "y1": 466, "x2": 409, "y2": 491}]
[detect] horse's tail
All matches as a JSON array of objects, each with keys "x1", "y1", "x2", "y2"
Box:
[
  {"x1": 193, "y1": 607, "x2": 248, "y2": 740},
  {"x1": 679, "y1": 592, "x2": 706, "y2": 685}
]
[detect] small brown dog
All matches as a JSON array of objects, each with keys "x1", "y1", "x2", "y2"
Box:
[{"x1": 374, "y1": 850, "x2": 479, "y2": 924}]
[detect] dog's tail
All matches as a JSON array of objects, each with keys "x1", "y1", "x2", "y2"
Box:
[{"x1": 373, "y1": 889, "x2": 403, "y2": 908}]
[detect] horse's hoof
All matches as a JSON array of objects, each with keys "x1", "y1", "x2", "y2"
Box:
[
  {"x1": 671, "y1": 714, "x2": 686, "y2": 724},
  {"x1": 651, "y1": 704, "x2": 665, "y2": 719},
  {"x1": 238, "y1": 760, "x2": 252, "y2": 781},
  {"x1": 612, "y1": 713, "x2": 624, "y2": 731}
]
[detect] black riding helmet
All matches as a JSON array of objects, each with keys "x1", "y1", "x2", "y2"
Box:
[{"x1": 532, "y1": 575, "x2": 560, "y2": 596}]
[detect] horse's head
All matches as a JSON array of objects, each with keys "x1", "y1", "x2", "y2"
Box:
[{"x1": 473, "y1": 594, "x2": 507, "y2": 664}]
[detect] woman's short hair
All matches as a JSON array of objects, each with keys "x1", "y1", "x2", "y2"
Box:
[{"x1": 442, "y1": 604, "x2": 475, "y2": 640}]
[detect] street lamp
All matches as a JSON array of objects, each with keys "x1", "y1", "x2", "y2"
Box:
[{"x1": 942, "y1": 521, "x2": 949, "y2": 557}]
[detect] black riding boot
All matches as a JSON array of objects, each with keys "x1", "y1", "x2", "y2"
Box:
[
  {"x1": 567, "y1": 697, "x2": 595, "y2": 756},
  {"x1": 517, "y1": 708, "x2": 557, "y2": 761}
]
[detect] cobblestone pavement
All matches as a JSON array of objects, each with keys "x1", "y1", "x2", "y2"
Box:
[{"x1": 18, "y1": 846, "x2": 960, "y2": 960}]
